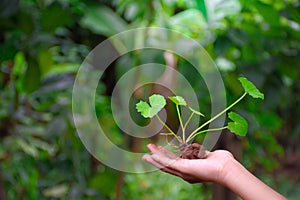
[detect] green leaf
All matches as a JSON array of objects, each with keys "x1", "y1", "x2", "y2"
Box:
[
  {"x1": 136, "y1": 94, "x2": 166, "y2": 118},
  {"x1": 43, "y1": 184, "x2": 69, "y2": 198},
  {"x1": 38, "y1": 48, "x2": 54, "y2": 76},
  {"x1": 24, "y1": 57, "x2": 41, "y2": 93},
  {"x1": 189, "y1": 107, "x2": 205, "y2": 117},
  {"x1": 12, "y1": 52, "x2": 27, "y2": 77},
  {"x1": 195, "y1": 0, "x2": 208, "y2": 21},
  {"x1": 12, "y1": 52, "x2": 27, "y2": 93},
  {"x1": 228, "y1": 112, "x2": 248, "y2": 136},
  {"x1": 168, "y1": 96, "x2": 187, "y2": 106},
  {"x1": 80, "y1": 4, "x2": 127, "y2": 37},
  {"x1": 206, "y1": 0, "x2": 241, "y2": 23},
  {"x1": 17, "y1": 10, "x2": 35, "y2": 35},
  {"x1": 170, "y1": 9, "x2": 207, "y2": 39},
  {"x1": 44, "y1": 63, "x2": 80, "y2": 77},
  {"x1": 16, "y1": 138, "x2": 39, "y2": 158},
  {"x1": 136, "y1": 101, "x2": 151, "y2": 118},
  {"x1": 239, "y1": 77, "x2": 264, "y2": 99},
  {"x1": 40, "y1": 3, "x2": 73, "y2": 33},
  {"x1": 254, "y1": 2, "x2": 280, "y2": 26}
]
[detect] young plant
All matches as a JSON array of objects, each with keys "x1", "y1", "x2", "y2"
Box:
[{"x1": 136, "y1": 77, "x2": 264, "y2": 159}]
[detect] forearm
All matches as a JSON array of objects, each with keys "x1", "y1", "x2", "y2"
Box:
[{"x1": 221, "y1": 158, "x2": 287, "y2": 200}]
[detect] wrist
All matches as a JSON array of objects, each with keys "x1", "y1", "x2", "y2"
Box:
[
  {"x1": 218, "y1": 155, "x2": 243, "y2": 187},
  {"x1": 217, "y1": 156, "x2": 287, "y2": 200}
]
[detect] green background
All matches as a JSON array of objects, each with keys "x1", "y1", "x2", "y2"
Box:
[{"x1": 0, "y1": 0, "x2": 299, "y2": 199}]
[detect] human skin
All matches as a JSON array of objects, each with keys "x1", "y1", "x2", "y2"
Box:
[{"x1": 142, "y1": 144, "x2": 287, "y2": 200}]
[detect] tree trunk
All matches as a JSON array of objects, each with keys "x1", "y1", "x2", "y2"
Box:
[
  {"x1": 114, "y1": 172, "x2": 124, "y2": 200},
  {"x1": 0, "y1": 173, "x2": 7, "y2": 200}
]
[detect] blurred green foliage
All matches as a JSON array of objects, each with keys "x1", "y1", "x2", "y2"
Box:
[{"x1": 0, "y1": 0, "x2": 299, "y2": 199}]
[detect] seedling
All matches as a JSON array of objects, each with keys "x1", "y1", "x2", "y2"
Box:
[{"x1": 136, "y1": 77, "x2": 264, "y2": 159}]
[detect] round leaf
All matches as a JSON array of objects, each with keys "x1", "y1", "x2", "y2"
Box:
[
  {"x1": 228, "y1": 112, "x2": 248, "y2": 136},
  {"x1": 136, "y1": 101, "x2": 151, "y2": 118},
  {"x1": 168, "y1": 96, "x2": 187, "y2": 106},
  {"x1": 136, "y1": 94, "x2": 166, "y2": 118},
  {"x1": 239, "y1": 77, "x2": 264, "y2": 99}
]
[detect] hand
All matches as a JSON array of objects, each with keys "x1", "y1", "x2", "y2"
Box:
[
  {"x1": 143, "y1": 143, "x2": 287, "y2": 200},
  {"x1": 142, "y1": 143, "x2": 234, "y2": 184}
]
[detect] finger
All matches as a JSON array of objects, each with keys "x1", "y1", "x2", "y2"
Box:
[
  {"x1": 143, "y1": 154, "x2": 170, "y2": 169},
  {"x1": 161, "y1": 166, "x2": 185, "y2": 179},
  {"x1": 146, "y1": 143, "x2": 159, "y2": 153},
  {"x1": 157, "y1": 146, "x2": 178, "y2": 159},
  {"x1": 147, "y1": 144, "x2": 179, "y2": 161},
  {"x1": 143, "y1": 154, "x2": 185, "y2": 178},
  {"x1": 151, "y1": 151, "x2": 180, "y2": 169},
  {"x1": 149, "y1": 146, "x2": 183, "y2": 170}
]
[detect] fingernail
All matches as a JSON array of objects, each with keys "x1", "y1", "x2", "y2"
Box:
[{"x1": 147, "y1": 143, "x2": 155, "y2": 151}]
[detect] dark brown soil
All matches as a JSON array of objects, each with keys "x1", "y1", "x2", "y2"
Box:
[{"x1": 179, "y1": 143, "x2": 207, "y2": 159}]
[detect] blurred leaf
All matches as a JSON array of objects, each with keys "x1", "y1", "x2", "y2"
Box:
[
  {"x1": 228, "y1": 111, "x2": 248, "y2": 136},
  {"x1": 257, "y1": 112, "x2": 282, "y2": 132},
  {"x1": 117, "y1": 0, "x2": 150, "y2": 21},
  {"x1": 89, "y1": 169, "x2": 117, "y2": 198},
  {"x1": 278, "y1": 65, "x2": 299, "y2": 82},
  {"x1": 45, "y1": 63, "x2": 80, "y2": 77},
  {"x1": 45, "y1": 116, "x2": 67, "y2": 137},
  {"x1": 43, "y1": 184, "x2": 69, "y2": 198},
  {"x1": 39, "y1": 48, "x2": 54, "y2": 76},
  {"x1": 16, "y1": 10, "x2": 34, "y2": 35},
  {"x1": 24, "y1": 57, "x2": 41, "y2": 93},
  {"x1": 216, "y1": 57, "x2": 236, "y2": 72},
  {"x1": 40, "y1": 3, "x2": 73, "y2": 32},
  {"x1": 80, "y1": 4, "x2": 127, "y2": 36},
  {"x1": 0, "y1": 32, "x2": 20, "y2": 62},
  {"x1": 206, "y1": 0, "x2": 241, "y2": 23},
  {"x1": 255, "y1": 1, "x2": 280, "y2": 26},
  {"x1": 195, "y1": 0, "x2": 208, "y2": 21},
  {"x1": 31, "y1": 138, "x2": 57, "y2": 156},
  {"x1": 16, "y1": 138, "x2": 39, "y2": 158},
  {"x1": 36, "y1": 73, "x2": 74, "y2": 94},
  {"x1": 227, "y1": 28, "x2": 249, "y2": 46},
  {"x1": 12, "y1": 52, "x2": 26, "y2": 77},
  {"x1": 12, "y1": 52, "x2": 27, "y2": 93},
  {"x1": 124, "y1": 170, "x2": 209, "y2": 199},
  {"x1": 170, "y1": 9, "x2": 207, "y2": 39}
]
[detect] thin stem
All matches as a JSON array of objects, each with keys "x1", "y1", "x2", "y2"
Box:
[
  {"x1": 187, "y1": 92, "x2": 247, "y2": 142},
  {"x1": 183, "y1": 112, "x2": 194, "y2": 130},
  {"x1": 163, "y1": 134, "x2": 179, "y2": 148},
  {"x1": 156, "y1": 114, "x2": 182, "y2": 143},
  {"x1": 186, "y1": 126, "x2": 228, "y2": 143},
  {"x1": 176, "y1": 105, "x2": 185, "y2": 141}
]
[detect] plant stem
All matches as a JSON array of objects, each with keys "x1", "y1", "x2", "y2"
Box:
[
  {"x1": 183, "y1": 112, "x2": 194, "y2": 130},
  {"x1": 176, "y1": 105, "x2": 185, "y2": 141},
  {"x1": 156, "y1": 114, "x2": 182, "y2": 143},
  {"x1": 186, "y1": 92, "x2": 247, "y2": 142},
  {"x1": 186, "y1": 126, "x2": 228, "y2": 143}
]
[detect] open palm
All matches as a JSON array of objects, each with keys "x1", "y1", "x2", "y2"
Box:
[{"x1": 143, "y1": 144, "x2": 234, "y2": 184}]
